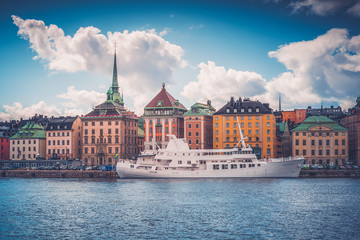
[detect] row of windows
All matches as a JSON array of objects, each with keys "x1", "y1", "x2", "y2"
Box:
[
  {"x1": 215, "y1": 122, "x2": 271, "y2": 128},
  {"x1": 12, "y1": 154, "x2": 36, "y2": 159},
  {"x1": 213, "y1": 163, "x2": 260, "y2": 170},
  {"x1": 295, "y1": 149, "x2": 346, "y2": 156},
  {"x1": 48, "y1": 149, "x2": 70, "y2": 154},
  {"x1": 48, "y1": 140, "x2": 70, "y2": 146},
  {"x1": 215, "y1": 116, "x2": 271, "y2": 121},
  {"x1": 295, "y1": 139, "x2": 346, "y2": 146},
  {"x1": 12, "y1": 147, "x2": 37, "y2": 152},
  {"x1": 295, "y1": 131, "x2": 346, "y2": 137},
  {"x1": 188, "y1": 124, "x2": 199, "y2": 128},
  {"x1": 12, "y1": 140, "x2": 37, "y2": 145},
  {"x1": 48, "y1": 132, "x2": 70, "y2": 137},
  {"x1": 84, "y1": 121, "x2": 137, "y2": 127}
]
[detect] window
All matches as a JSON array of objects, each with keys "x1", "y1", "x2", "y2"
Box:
[
  {"x1": 267, "y1": 148, "x2": 271, "y2": 156},
  {"x1": 213, "y1": 165, "x2": 219, "y2": 170},
  {"x1": 67, "y1": 140, "x2": 69, "y2": 145},
  {"x1": 303, "y1": 150, "x2": 306, "y2": 155},
  {"x1": 335, "y1": 140, "x2": 338, "y2": 146},
  {"x1": 296, "y1": 150, "x2": 299, "y2": 155},
  {"x1": 319, "y1": 140, "x2": 322, "y2": 146},
  {"x1": 85, "y1": 130, "x2": 88, "y2": 135},
  {"x1": 85, "y1": 122, "x2": 88, "y2": 126},
  {"x1": 311, "y1": 140, "x2": 315, "y2": 146},
  {"x1": 233, "y1": 130, "x2": 237, "y2": 134},
  {"x1": 248, "y1": 108, "x2": 252, "y2": 113},
  {"x1": 267, "y1": 137, "x2": 271, "y2": 142},
  {"x1": 295, "y1": 140, "x2": 299, "y2": 145},
  {"x1": 108, "y1": 129, "x2": 111, "y2": 134},
  {"x1": 342, "y1": 149, "x2": 345, "y2": 155},
  {"x1": 319, "y1": 150, "x2": 322, "y2": 155},
  {"x1": 215, "y1": 117, "x2": 219, "y2": 121},
  {"x1": 335, "y1": 149, "x2": 338, "y2": 155},
  {"x1": 255, "y1": 122, "x2": 259, "y2": 127},
  {"x1": 108, "y1": 147, "x2": 112, "y2": 154},
  {"x1": 195, "y1": 124, "x2": 199, "y2": 128},
  {"x1": 335, "y1": 132, "x2": 338, "y2": 136},
  {"x1": 248, "y1": 122, "x2": 252, "y2": 128},
  {"x1": 215, "y1": 130, "x2": 219, "y2": 135},
  {"x1": 92, "y1": 129, "x2": 95, "y2": 134},
  {"x1": 215, "y1": 123, "x2": 219, "y2": 128},
  {"x1": 108, "y1": 121, "x2": 111, "y2": 126},
  {"x1": 342, "y1": 140, "x2": 345, "y2": 145},
  {"x1": 196, "y1": 132, "x2": 199, "y2": 136},
  {"x1": 303, "y1": 132, "x2": 306, "y2": 136},
  {"x1": 92, "y1": 122, "x2": 95, "y2": 126},
  {"x1": 188, "y1": 124, "x2": 192, "y2": 129},
  {"x1": 303, "y1": 140, "x2": 306, "y2": 146},
  {"x1": 266, "y1": 122, "x2": 270, "y2": 127},
  {"x1": 189, "y1": 132, "x2": 192, "y2": 136},
  {"x1": 267, "y1": 130, "x2": 270, "y2": 134},
  {"x1": 326, "y1": 140, "x2": 330, "y2": 146},
  {"x1": 100, "y1": 122, "x2": 103, "y2": 126},
  {"x1": 115, "y1": 129, "x2": 119, "y2": 134},
  {"x1": 267, "y1": 116, "x2": 270, "y2": 120},
  {"x1": 326, "y1": 149, "x2": 330, "y2": 155},
  {"x1": 226, "y1": 123, "x2": 229, "y2": 128},
  {"x1": 311, "y1": 150, "x2": 315, "y2": 156},
  {"x1": 222, "y1": 164, "x2": 228, "y2": 169},
  {"x1": 91, "y1": 148, "x2": 95, "y2": 154},
  {"x1": 48, "y1": 140, "x2": 51, "y2": 145}
]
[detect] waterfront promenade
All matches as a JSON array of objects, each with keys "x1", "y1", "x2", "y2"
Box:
[{"x1": 1, "y1": 169, "x2": 360, "y2": 178}]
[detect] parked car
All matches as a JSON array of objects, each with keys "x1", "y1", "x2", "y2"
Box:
[{"x1": 317, "y1": 165, "x2": 324, "y2": 169}]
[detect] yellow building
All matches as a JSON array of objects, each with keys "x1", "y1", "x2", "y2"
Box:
[
  {"x1": 292, "y1": 116, "x2": 348, "y2": 166},
  {"x1": 213, "y1": 97, "x2": 277, "y2": 158}
]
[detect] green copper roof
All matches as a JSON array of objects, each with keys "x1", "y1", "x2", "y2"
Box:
[
  {"x1": 292, "y1": 116, "x2": 347, "y2": 132},
  {"x1": 10, "y1": 122, "x2": 46, "y2": 139},
  {"x1": 276, "y1": 122, "x2": 287, "y2": 133},
  {"x1": 184, "y1": 102, "x2": 216, "y2": 116}
]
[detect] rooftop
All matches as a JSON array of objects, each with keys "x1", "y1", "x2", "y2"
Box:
[{"x1": 292, "y1": 116, "x2": 347, "y2": 132}]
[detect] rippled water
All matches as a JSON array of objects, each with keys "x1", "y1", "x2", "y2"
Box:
[{"x1": 0, "y1": 178, "x2": 359, "y2": 239}]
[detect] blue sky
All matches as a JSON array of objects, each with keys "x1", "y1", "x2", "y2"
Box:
[{"x1": 1, "y1": 0, "x2": 360, "y2": 120}]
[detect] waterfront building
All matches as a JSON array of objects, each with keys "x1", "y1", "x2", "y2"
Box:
[
  {"x1": 274, "y1": 109, "x2": 307, "y2": 126},
  {"x1": 9, "y1": 122, "x2": 46, "y2": 160},
  {"x1": 81, "y1": 49, "x2": 139, "y2": 166},
  {"x1": 340, "y1": 96, "x2": 360, "y2": 165},
  {"x1": 138, "y1": 127, "x2": 144, "y2": 153},
  {"x1": 0, "y1": 137, "x2": 10, "y2": 160},
  {"x1": 143, "y1": 83, "x2": 187, "y2": 150},
  {"x1": 292, "y1": 116, "x2": 348, "y2": 166},
  {"x1": 213, "y1": 97, "x2": 277, "y2": 159},
  {"x1": 184, "y1": 101, "x2": 216, "y2": 149},
  {"x1": 45, "y1": 116, "x2": 81, "y2": 160}
]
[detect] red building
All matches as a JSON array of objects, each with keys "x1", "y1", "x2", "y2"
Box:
[
  {"x1": 295, "y1": 109, "x2": 307, "y2": 124},
  {"x1": 184, "y1": 101, "x2": 216, "y2": 149},
  {"x1": 340, "y1": 96, "x2": 360, "y2": 165},
  {"x1": 143, "y1": 83, "x2": 187, "y2": 150},
  {"x1": 0, "y1": 137, "x2": 10, "y2": 160}
]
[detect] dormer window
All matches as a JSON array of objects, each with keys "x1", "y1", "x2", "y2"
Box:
[
  {"x1": 157, "y1": 100, "x2": 163, "y2": 107},
  {"x1": 256, "y1": 108, "x2": 260, "y2": 113},
  {"x1": 234, "y1": 108, "x2": 238, "y2": 113},
  {"x1": 226, "y1": 109, "x2": 230, "y2": 113},
  {"x1": 241, "y1": 108, "x2": 245, "y2": 113},
  {"x1": 248, "y1": 108, "x2": 252, "y2": 113}
]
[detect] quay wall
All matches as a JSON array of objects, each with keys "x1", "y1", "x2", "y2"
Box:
[{"x1": 1, "y1": 169, "x2": 360, "y2": 178}]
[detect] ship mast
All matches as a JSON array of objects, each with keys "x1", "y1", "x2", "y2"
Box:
[{"x1": 234, "y1": 116, "x2": 247, "y2": 149}]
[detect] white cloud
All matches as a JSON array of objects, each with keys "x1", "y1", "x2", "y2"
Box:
[
  {"x1": 182, "y1": 29, "x2": 360, "y2": 111},
  {"x1": 181, "y1": 61, "x2": 267, "y2": 109},
  {"x1": 0, "y1": 101, "x2": 61, "y2": 121},
  {"x1": 12, "y1": 15, "x2": 185, "y2": 115},
  {"x1": 347, "y1": 2, "x2": 360, "y2": 16},
  {"x1": 289, "y1": 0, "x2": 358, "y2": 16},
  {"x1": 267, "y1": 28, "x2": 360, "y2": 109},
  {"x1": 57, "y1": 86, "x2": 105, "y2": 108}
]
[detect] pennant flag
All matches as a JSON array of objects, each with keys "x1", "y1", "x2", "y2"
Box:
[{"x1": 115, "y1": 153, "x2": 119, "y2": 160}]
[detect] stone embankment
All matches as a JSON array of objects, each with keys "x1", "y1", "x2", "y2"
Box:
[
  {"x1": 1, "y1": 169, "x2": 360, "y2": 178},
  {"x1": 0, "y1": 170, "x2": 119, "y2": 178}
]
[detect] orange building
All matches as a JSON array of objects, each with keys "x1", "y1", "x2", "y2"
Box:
[
  {"x1": 143, "y1": 84, "x2": 187, "y2": 150},
  {"x1": 184, "y1": 101, "x2": 216, "y2": 149},
  {"x1": 213, "y1": 97, "x2": 277, "y2": 159},
  {"x1": 46, "y1": 116, "x2": 81, "y2": 160},
  {"x1": 295, "y1": 109, "x2": 307, "y2": 124},
  {"x1": 282, "y1": 111, "x2": 296, "y2": 124}
]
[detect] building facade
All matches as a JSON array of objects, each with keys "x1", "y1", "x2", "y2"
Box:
[
  {"x1": 276, "y1": 122, "x2": 291, "y2": 157},
  {"x1": 340, "y1": 96, "x2": 360, "y2": 165},
  {"x1": 46, "y1": 116, "x2": 81, "y2": 160},
  {"x1": 213, "y1": 97, "x2": 277, "y2": 158},
  {"x1": 184, "y1": 101, "x2": 215, "y2": 149},
  {"x1": 9, "y1": 122, "x2": 46, "y2": 160},
  {"x1": 292, "y1": 116, "x2": 348, "y2": 166},
  {"x1": 81, "y1": 49, "x2": 139, "y2": 166},
  {"x1": 143, "y1": 83, "x2": 187, "y2": 150},
  {"x1": 0, "y1": 137, "x2": 10, "y2": 160}
]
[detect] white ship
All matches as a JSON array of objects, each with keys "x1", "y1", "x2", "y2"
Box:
[{"x1": 116, "y1": 120, "x2": 304, "y2": 178}]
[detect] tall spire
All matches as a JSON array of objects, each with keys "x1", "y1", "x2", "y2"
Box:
[
  {"x1": 279, "y1": 92, "x2": 282, "y2": 111},
  {"x1": 112, "y1": 43, "x2": 119, "y2": 93}
]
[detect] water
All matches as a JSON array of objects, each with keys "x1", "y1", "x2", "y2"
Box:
[{"x1": 0, "y1": 178, "x2": 359, "y2": 240}]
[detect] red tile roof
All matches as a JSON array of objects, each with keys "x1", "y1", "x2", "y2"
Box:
[{"x1": 145, "y1": 83, "x2": 187, "y2": 110}]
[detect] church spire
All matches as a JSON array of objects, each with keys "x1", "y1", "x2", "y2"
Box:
[{"x1": 112, "y1": 43, "x2": 119, "y2": 93}]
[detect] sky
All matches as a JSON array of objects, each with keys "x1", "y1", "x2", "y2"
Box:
[{"x1": 1, "y1": 0, "x2": 360, "y2": 121}]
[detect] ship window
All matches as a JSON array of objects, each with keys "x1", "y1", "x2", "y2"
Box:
[
  {"x1": 187, "y1": 161, "x2": 191, "y2": 164},
  {"x1": 231, "y1": 164, "x2": 237, "y2": 169},
  {"x1": 213, "y1": 165, "x2": 219, "y2": 170},
  {"x1": 222, "y1": 164, "x2": 228, "y2": 169},
  {"x1": 258, "y1": 164, "x2": 260, "y2": 167},
  {"x1": 130, "y1": 165, "x2": 134, "y2": 168},
  {"x1": 178, "y1": 161, "x2": 182, "y2": 164}
]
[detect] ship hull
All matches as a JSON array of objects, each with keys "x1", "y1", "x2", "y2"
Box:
[{"x1": 116, "y1": 158, "x2": 303, "y2": 179}]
